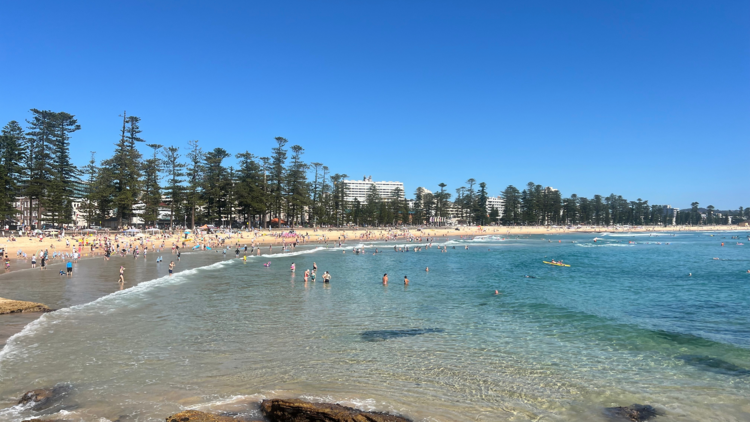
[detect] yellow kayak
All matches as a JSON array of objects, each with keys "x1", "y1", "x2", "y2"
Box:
[{"x1": 543, "y1": 261, "x2": 570, "y2": 267}]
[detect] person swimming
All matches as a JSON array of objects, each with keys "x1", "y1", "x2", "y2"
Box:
[{"x1": 264, "y1": 262, "x2": 271, "y2": 267}]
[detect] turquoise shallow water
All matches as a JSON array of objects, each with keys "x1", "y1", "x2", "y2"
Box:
[{"x1": 0, "y1": 232, "x2": 749, "y2": 421}]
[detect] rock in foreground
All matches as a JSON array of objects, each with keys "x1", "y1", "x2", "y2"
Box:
[
  {"x1": 17, "y1": 384, "x2": 71, "y2": 411},
  {"x1": 166, "y1": 410, "x2": 248, "y2": 422},
  {"x1": 604, "y1": 404, "x2": 660, "y2": 422},
  {"x1": 0, "y1": 297, "x2": 50, "y2": 315},
  {"x1": 260, "y1": 398, "x2": 411, "y2": 422}
]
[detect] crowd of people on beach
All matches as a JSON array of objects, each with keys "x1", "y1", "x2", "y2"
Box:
[{"x1": 2, "y1": 225, "x2": 748, "y2": 291}]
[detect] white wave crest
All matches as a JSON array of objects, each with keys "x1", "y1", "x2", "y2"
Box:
[
  {"x1": 575, "y1": 243, "x2": 636, "y2": 248},
  {"x1": 605, "y1": 233, "x2": 677, "y2": 237},
  {"x1": 262, "y1": 247, "x2": 327, "y2": 258}
]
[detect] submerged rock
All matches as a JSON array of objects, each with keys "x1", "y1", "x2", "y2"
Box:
[
  {"x1": 165, "y1": 410, "x2": 249, "y2": 422},
  {"x1": 677, "y1": 354, "x2": 750, "y2": 376},
  {"x1": 0, "y1": 297, "x2": 51, "y2": 315},
  {"x1": 260, "y1": 398, "x2": 412, "y2": 422},
  {"x1": 604, "y1": 404, "x2": 659, "y2": 422},
  {"x1": 17, "y1": 384, "x2": 71, "y2": 411},
  {"x1": 360, "y1": 328, "x2": 444, "y2": 342}
]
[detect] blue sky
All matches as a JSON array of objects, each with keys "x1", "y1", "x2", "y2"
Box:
[{"x1": 1, "y1": 1, "x2": 748, "y2": 209}]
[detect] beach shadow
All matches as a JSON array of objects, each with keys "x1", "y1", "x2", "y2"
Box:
[{"x1": 360, "y1": 328, "x2": 445, "y2": 342}]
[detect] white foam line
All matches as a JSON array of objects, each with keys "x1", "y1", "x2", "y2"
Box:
[
  {"x1": 261, "y1": 247, "x2": 327, "y2": 258},
  {"x1": 0, "y1": 259, "x2": 234, "y2": 368},
  {"x1": 186, "y1": 394, "x2": 267, "y2": 410}
]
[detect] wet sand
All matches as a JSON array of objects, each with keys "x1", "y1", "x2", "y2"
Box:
[{"x1": 0, "y1": 252, "x2": 223, "y2": 348}]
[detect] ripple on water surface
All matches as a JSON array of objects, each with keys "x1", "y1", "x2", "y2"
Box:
[{"x1": 0, "y1": 232, "x2": 749, "y2": 421}]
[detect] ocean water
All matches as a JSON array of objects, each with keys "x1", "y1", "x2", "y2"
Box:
[{"x1": 0, "y1": 232, "x2": 749, "y2": 421}]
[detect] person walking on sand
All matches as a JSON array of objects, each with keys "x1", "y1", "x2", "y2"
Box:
[
  {"x1": 382, "y1": 273, "x2": 388, "y2": 285},
  {"x1": 169, "y1": 261, "x2": 175, "y2": 276},
  {"x1": 118, "y1": 266, "x2": 125, "y2": 284}
]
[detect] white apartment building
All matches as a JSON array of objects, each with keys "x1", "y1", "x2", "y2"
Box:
[
  {"x1": 344, "y1": 176, "x2": 405, "y2": 203},
  {"x1": 486, "y1": 196, "x2": 505, "y2": 215}
]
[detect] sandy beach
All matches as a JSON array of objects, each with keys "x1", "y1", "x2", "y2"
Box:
[{"x1": 0, "y1": 225, "x2": 744, "y2": 260}]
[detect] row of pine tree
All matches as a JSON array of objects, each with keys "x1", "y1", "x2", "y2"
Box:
[{"x1": 1, "y1": 110, "x2": 747, "y2": 229}]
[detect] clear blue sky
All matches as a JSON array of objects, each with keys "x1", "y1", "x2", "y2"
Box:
[{"x1": 2, "y1": 1, "x2": 748, "y2": 209}]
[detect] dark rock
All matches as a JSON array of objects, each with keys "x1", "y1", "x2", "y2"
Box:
[
  {"x1": 360, "y1": 328, "x2": 444, "y2": 342},
  {"x1": 17, "y1": 384, "x2": 72, "y2": 411},
  {"x1": 21, "y1": 420, "x2": 64, "y2": 422},
  {"x1": 260, "y1": 398, "x2": 412, "y2": 422},
  {"x1": 604, "y1": 404, "x2": 659, "y2": 422},
  {"x1": 165, "y1": 410, "x2": 262, "y2": 421}
]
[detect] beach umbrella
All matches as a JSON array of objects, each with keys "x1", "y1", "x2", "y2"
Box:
[
  {"x1": 80, "y1": 228, "x2": 97, "y2": 233},
  {"x1": 184, "y1": 230, "x2": 192, "y2": 234}
]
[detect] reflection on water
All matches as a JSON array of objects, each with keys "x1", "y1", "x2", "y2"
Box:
[{"x1": 0, "y1": 233, "x2": 748, "y2": 421}]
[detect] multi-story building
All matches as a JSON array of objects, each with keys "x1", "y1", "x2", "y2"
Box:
[
  {"x1": 486, "y1": 196, "x2": 505, "y2": 215},
  {"x1": 12, "y1": 197, "x2": 42, "y2": 227},
  {"x1": 663, "y1": 205, "x2": 679, "y2": 225},
  {"x1": 343, "y1": 176, "x2": 405, "y2": 203}
]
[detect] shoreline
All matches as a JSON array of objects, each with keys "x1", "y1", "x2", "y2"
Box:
[{"x1": 1, "y1": 227, "x2": 747, "y2": 349}]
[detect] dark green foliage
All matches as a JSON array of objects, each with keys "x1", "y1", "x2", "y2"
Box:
[
  {"x1": 3, "y1": 110, "x2": 743, "y2": 229},
  {"x1": 162, "y1": 146, "x2": 185, "y2": 228},
  {"x1": 101, "y1": 113, "x2": 144, "y2": 227},
  {"x1": 141, "y1": 144, "x2": 163, "y2": 225},
  {"x1": 0, "y1": 121, "x2": 26, "y2": 220}
]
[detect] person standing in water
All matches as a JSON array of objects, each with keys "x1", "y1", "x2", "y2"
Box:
[
  {"x1": 290, "y1": 262, "x2": 295, "y2": 272},
  {"x1": 382, "y1": 273, "x2": 388, "y2": 285},
  {"x1": 169, "y1": 261, "x2": 175, "y2": 276},
  {"x1": 404, "y1": 275, "x2": 409, "y2": 285},
  {"x1": 118, "y1": 266, "x2": 125, "y2": 283}
]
